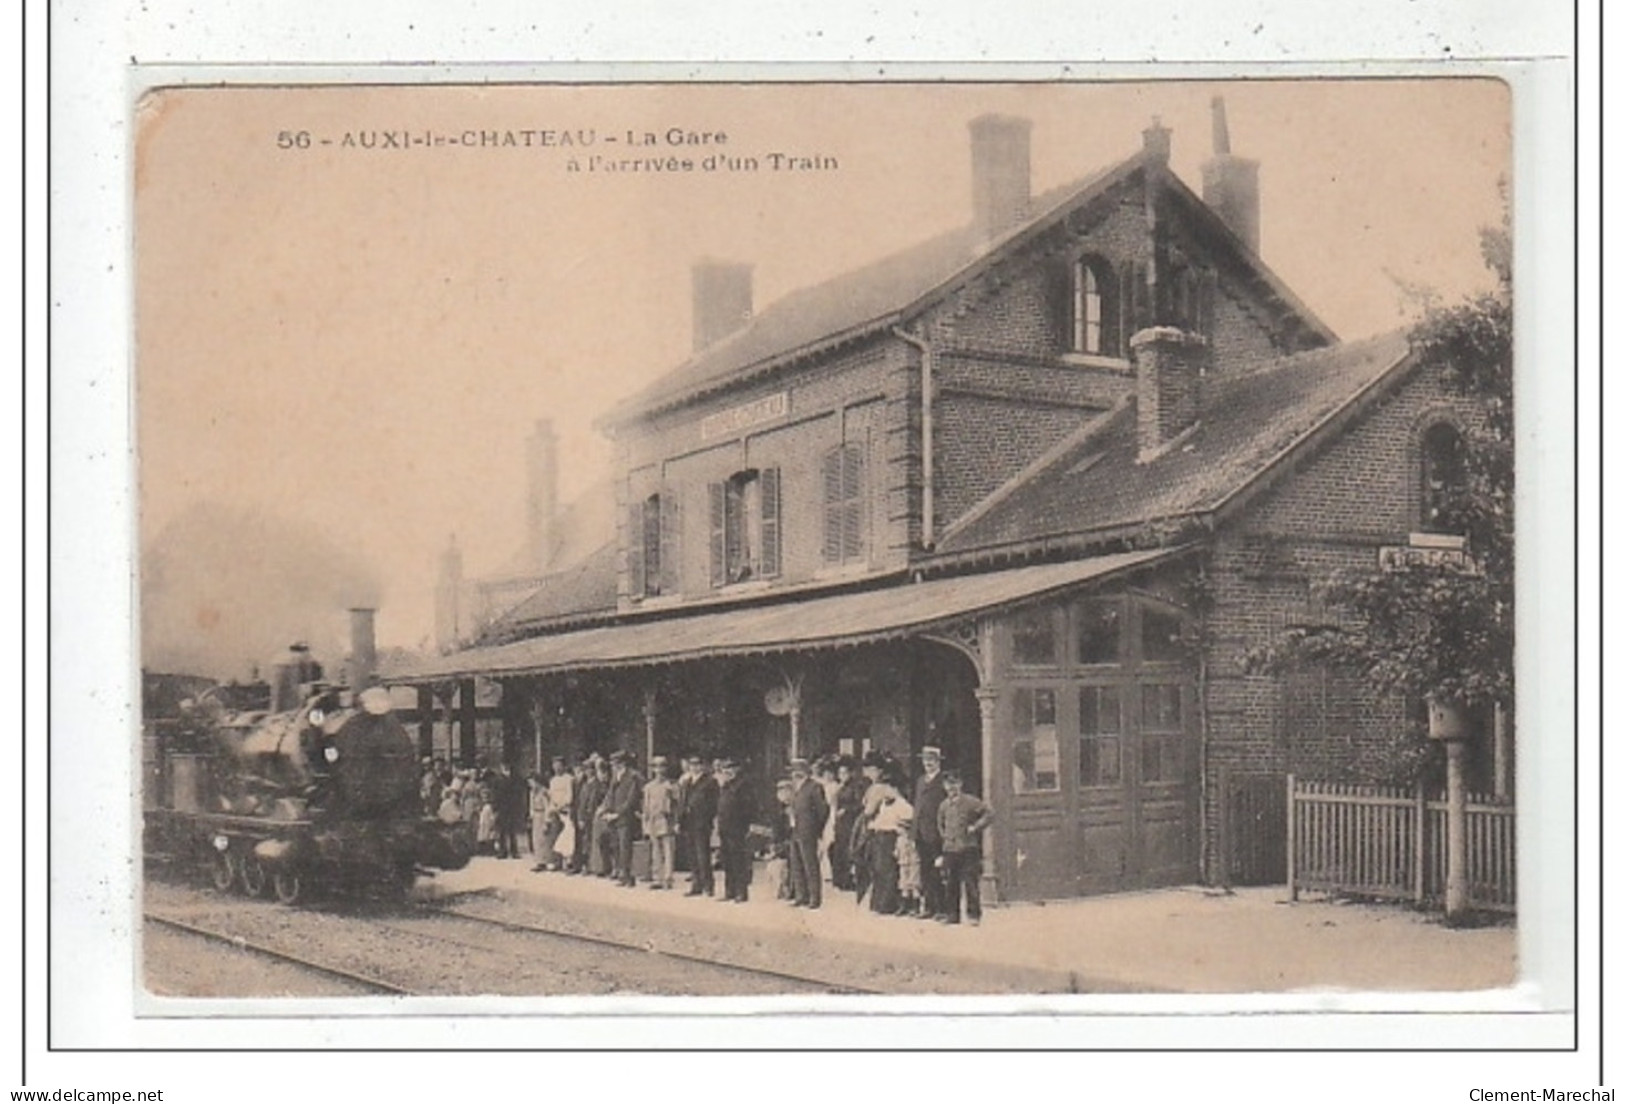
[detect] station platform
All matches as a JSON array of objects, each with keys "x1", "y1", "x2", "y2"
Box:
[{"x1": 423, "y1": 855, "x2": 1517, "y2": 995}]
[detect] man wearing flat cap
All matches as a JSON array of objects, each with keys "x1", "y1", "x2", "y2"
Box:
[
  {"x1": 786, "y1": 758, "x2": 829, "y2": 909},
  {"x1": 642, "y1": 756, "x2": 678, "y2": 889},
  {"x1": 913, "y1": 744, "x2": 949, "y2": 920}
]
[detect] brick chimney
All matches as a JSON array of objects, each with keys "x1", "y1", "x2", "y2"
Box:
[
  {"x1": 691, "y1": 259, "x2": 753, "y2": 352},
  {"x1": 1141, "y1": 116, "x2": 1172, "y2": 166},
  {"x1": 1200, "y1": 96, "x2": 1261, "y2": 254},
  {"x1": 526, "y1": 418, "x2": 559, "y2": 573},
  {"x1": 347, "y1": 607, "x2": 377, "y2": 690},
  {"x1": 969, "y1": 114, "x2": 1032, "y2": 242},
  {"x1": 1131, "y1": 326, "x2": 1210, "y2": 460}
]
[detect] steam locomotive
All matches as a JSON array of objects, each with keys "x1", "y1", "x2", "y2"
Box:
[{"x1": 144, "y1": 644, "x2": 472, "y2": 905}]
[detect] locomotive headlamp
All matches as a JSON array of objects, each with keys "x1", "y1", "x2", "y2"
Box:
[
  {"x1": 308, "y1": 708, "x2": 326, "y2": 727},
  {"x1": 212, "y1": 835, "x2": 230, "y2": 852},
  {"x1": 323, "y1": 746, "x2": 341, "y2": 763},
  {"x1": 359, "y1": 686, "x2": 392, "y2": 716}
]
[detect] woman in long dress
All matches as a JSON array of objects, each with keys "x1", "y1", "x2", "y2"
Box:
[
  {"x1": 816, "y1": 758, "x2": 841, "y2": 885},
  {"x1": 528, "y1": 773, "x2": 552, "y2": 871},
  {"x1": 830, "y1": 756, "x2": 866, "y2": 892},
  {"x1": 859, "y1": 754, "x2": 902, "y2": 915}
]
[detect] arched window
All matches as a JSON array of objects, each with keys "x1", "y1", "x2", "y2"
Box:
[
  {"x1": 1066, "y1": 255, "x2": 1118, "y2": 357},
  {"x1": 1419, "y1": 422, "x2": 1466, "y2": 534}
]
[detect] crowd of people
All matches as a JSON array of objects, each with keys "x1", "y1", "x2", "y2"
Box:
[{"x1": 417, "y1": 745, "x2": 994, "y2": 926}]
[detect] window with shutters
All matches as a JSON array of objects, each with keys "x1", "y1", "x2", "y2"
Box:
[
  {"x1": 709, "y1": 468, "x2": 781, "y2": 586},
  {"x1": 630, "y1": 489, "x2": 681, "y2": 598},
  {"x1": 821, "y1": 444, "x2": 866, "y2": 565}
]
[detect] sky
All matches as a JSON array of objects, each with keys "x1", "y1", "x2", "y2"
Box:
[{"x1": 134, "y1": 78, "x2": 1510, "y2": 663}]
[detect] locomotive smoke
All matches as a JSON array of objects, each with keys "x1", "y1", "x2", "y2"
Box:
[{"x1": 141, "y1": 499, "x2": 386, "y2": 681}]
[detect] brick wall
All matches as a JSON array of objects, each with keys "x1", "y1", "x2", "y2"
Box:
[
  {"x1": 943, "y1": 197, "x2": 1148, "y2": 357},
  {"x1": 1197, "y1": 362, "x2": 1486, "y2": 867},
  {"x1": 616, "y1": 335, "x2": 912, "y2": 604},
  {"x1": 1208, "y1": 278, "x2": 1290, "y2": 374},
  {"x1": 934, "y1": 395, "x2": 1088, "y2": 526}
]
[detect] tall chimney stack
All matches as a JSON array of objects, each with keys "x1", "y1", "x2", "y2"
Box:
[
  {"x1": 969, "y1": 114, "x2": 1032, "y2": 242},
  {"x1": 526, "y1": 419, "x2": 559, "y2": 573},
  {"x1": 691, "y1": 260, "x2": 754, "y2": 352},
  {"x1": 1200, "y1": 97, "x2": 1261, "y2": 254},
  {"x1": 1131, "y1": 326, "x2": 1210, "y2": 461},
  {"x1": 347, "y1": 607, "x2": 378, "y2": 690}
]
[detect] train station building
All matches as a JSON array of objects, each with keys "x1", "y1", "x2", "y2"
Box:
[{"x1": 393, "y1": 104, "x2": 1504, "y2": 902}]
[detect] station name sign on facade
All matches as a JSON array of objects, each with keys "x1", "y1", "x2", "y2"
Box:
[
  {"x1": 1378, "y1": 533, "x2": 1478, "y2": 575},
  {"x1": 700, "y1": 391, "x2": 789, "y2": 442}
]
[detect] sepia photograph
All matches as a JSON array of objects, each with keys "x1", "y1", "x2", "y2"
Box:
[{"x1": 132, "y1": 77, "x2": 1525, "y2": 1004}]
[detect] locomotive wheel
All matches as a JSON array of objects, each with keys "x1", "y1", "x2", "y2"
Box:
[
  {"x1": 209, "y1": 851, "x2": 238, "y2": 894},
  {"x1": 240, "y1": 855, "x2": 269, "y2": 897},
  {"x1": 272, "y1": 869, "x2": 305, "y2": 906}
]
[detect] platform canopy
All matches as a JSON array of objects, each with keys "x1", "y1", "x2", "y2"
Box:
[{"x1": 393, "y1": 547, "x2": 1185, "y2": 683}]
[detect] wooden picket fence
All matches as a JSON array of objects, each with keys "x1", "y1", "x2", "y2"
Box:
[{"x1": 1286, "y1": 776, "x2": 1516, "y2": 913}]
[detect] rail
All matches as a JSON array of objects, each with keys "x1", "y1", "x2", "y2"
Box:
[
  {"x1": 144, "y1": 911, "x2": 413, "y2": 995},
  {"x1": 1286, "y1": 776, "x2": 1515, "y2": 913},
  {"x1": 417, "y1": 902, "x2": 885, "y2": 995}
]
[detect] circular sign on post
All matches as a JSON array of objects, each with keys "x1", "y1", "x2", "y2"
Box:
[{"x1": 763, "y1": 685, "x2": 793, "y2": 717}]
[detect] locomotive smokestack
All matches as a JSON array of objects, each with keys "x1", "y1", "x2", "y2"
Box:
[{"x1": 348, "y1": 607, "x2": 378, "y2": 690}]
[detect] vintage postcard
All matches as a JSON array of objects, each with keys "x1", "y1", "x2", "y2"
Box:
[{"x1": 132, "y1": 77, "x2": 1537, "y2": 1018}]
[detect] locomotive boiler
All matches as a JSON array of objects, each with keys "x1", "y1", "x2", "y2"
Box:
[{"x1": 144, "y1": 615, "x2": 473, "y2": 905}]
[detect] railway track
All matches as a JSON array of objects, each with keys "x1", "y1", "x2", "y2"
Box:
[
  {"x1": 145, "y1": 887, "x2": 884, "y2": 996},
  {"x1": 407, "y1": 903, "x2": 884, "y2": 996},
  {"x1": 144, "y1": 911, "x2": 413, "y2": 996}
]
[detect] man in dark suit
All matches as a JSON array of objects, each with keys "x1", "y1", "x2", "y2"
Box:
[
  {"x1": 598, "y1": 750, "x2": 644, "y2": 886},
  {"x1": 786, "y1": 758, "x2": 829, "y2": 909},
  {"x1": 714, "y1": 759, "x2": 754, "y2": 903},
  {"x1": 913, "y1": 744, "x2": 949, "y2": 920},
  {"x1": 677, "y1": 755, "x2": 719, "y2": 896},
  {"x1": 569, "y1": 755, "x2": 603, "y2": 875}
]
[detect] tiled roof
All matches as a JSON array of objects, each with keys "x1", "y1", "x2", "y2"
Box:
[
  {"x1": 606, "y1": 144, "x2": 1335, "y2": 425},
  {"x1": 393, "y1": 548, "x2": 1183, "y2": 682},
  {"x1": 938, "y1": 331, "x2": 1413, "y2": 554},
  {"x1": 482, "y1": 541, "x2": 619, "y2": 639},
  {"x1": 603, "y1": 155, "x2": 1148, "y2": 423}
]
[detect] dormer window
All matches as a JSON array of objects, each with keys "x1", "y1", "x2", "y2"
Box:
[
  {"x1": 709, "y1": 467, "x2": 781, "y2": 586},
  {"x1": 1419, "y1": 421, "x2": 1466, "y2": 534}
]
